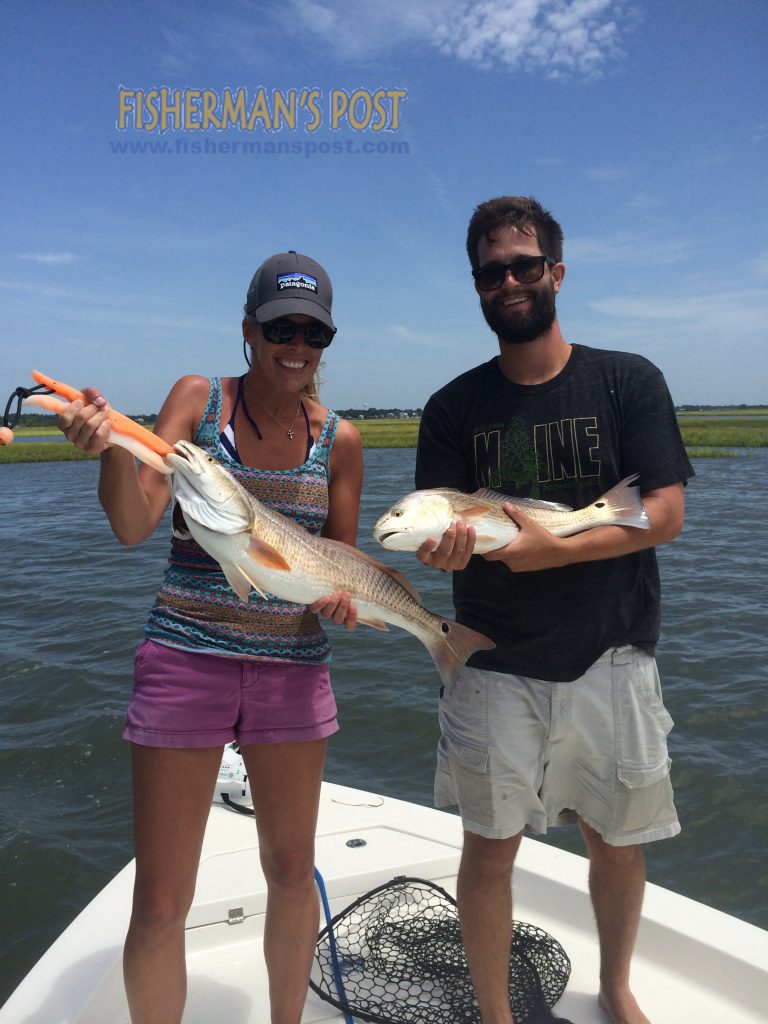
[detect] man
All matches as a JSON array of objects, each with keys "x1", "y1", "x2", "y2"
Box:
[{"x1": 415, "y1": 196, "x2": 693, "y2": 1024}]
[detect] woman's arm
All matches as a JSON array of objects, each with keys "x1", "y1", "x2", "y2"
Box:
[{"x1": 56, "y1": 376, "x2": 210, "y2": 546}]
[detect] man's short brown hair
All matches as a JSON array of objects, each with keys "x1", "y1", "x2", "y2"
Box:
[{"x1": 466, "y1": 196, "x2": 564, "y2": 269}]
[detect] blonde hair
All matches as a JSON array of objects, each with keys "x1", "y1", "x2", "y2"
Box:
[{"x1": 302, "y1": 364, "x2": 323, "y2": 402}]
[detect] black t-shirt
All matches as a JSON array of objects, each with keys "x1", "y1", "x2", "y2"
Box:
[{"x1": 415, "y1": 344, "x2": 694, "y2": 682}]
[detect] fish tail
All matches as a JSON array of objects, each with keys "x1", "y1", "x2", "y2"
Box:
[
  {"x1": 600, "y1": 475, "x2": 650, "y2": 530},
  {"x1": 427, "y1": 620, "x2": 495, "y2": 687}
]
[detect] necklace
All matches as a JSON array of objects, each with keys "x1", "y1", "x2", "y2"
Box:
[{"x1": 244, "y1": 380, "x2": 302, "y2": 440}]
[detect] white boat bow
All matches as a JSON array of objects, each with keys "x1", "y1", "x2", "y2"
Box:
[{"x1": 1, "y1": 777, "x2": 766, "y2": 1023}]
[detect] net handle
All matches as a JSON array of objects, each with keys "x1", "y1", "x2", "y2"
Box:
[{"x1": 314, "y1": 866, "x2": 354, "y2": 1024}]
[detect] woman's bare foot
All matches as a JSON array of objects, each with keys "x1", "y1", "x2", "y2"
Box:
[{"x1": 598, "y1": 988, "x2": 651, "y2": 1024}]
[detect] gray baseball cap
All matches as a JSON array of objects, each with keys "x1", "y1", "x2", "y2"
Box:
[{"x1": 244, "y1": 251, "x2": 335, "y2": 331}]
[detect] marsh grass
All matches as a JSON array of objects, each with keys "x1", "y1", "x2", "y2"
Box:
[
  {"x1": 678, "y1": 422, "x2": 768, "y2": 448},
  {"x1": 0, "y1": 442, "x2": 93, "y2": 463},
  {"x1": 354, "y1": 419, "x2": 420, "y2": 447},
  {"x1": 2, "y1": 413, "x2": 766, "y2": 464}
]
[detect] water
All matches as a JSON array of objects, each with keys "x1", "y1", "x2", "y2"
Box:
[{"x1": 1, "y1": 450, "x2": 767, "y2": 1005}]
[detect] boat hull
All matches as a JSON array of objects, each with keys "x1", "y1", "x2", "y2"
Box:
[{"x1": 2, "y1": 781, "x2": 767, "y2": 1023}]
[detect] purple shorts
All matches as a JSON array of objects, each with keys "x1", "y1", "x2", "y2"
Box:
[{"x1": 123, "y1": 639, "x2": 339, "y2": 748}]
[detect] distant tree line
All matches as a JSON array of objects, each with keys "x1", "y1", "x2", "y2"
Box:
[
  {"x1": 12, "y1": 412, "x2": 154, "y2": 427},
  {"x1": 676, "y1": 404, "x2": 768, "y2": 412},
  {"x1": 336, "y1": 408, "x2": 423, "y2": 419}
]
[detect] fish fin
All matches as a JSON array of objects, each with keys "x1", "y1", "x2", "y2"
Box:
[
  {"x1": 473, "y1": 488, "x2": 573, "y2": 512},
  {"x1": 427, "y1": 620, "x2": 496, "y2": 688},
  {"x1": 220, "y1": 560, "x2": 271, "y2": 601},
  {"x1": 474, "y1": 534, "x2": 500, "y2": 546},
  {"x1": 457, "y1": 505, "x2": 494, "y2": 521},
  {"x1": 322, "y1": 538, "x2": 423, "y2": 603},
  {"x1": 356, "y1": 616, "x2": 390, "y2": 632},
  {"x1": 220, "y1": 563, "x2": 256, "y2": 602},
  {"x1": 247, "y1": 536, "x2": 292, "y2": 571}
]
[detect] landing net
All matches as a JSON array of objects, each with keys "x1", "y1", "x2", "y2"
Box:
[{"x1": 311, "y1": 876, "x2": 570, "y2": 1024}]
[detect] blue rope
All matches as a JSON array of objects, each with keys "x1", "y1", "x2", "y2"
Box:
[{"x1": 314, "y1": 866, "x2": 354, "y2": 1024}]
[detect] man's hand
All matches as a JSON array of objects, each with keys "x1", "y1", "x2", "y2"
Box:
[
  {"x1": 416, "y1": 520, "x2": 477, "y2": 571},
  {"x1": 310, "y1": 590, "x2": 358, "y2": 630},
  {"x1": 483, "y1": 504, "x2": 568, "y2": 572}
]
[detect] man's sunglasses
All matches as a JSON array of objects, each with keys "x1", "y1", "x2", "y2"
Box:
[
  {"x1": 472, "y1": 255, "x2": 557, "y2": 292},
  {"x1": 261, "y1": 318, "x2": 336, "y2": 349}
]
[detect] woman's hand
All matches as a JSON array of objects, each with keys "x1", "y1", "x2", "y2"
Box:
[
  {"x1": 56, "y1": 387, "x2": 112, "y2": 456},
  {"x1": 310, "y1": 590, "x2": 358, "y2": 630}
]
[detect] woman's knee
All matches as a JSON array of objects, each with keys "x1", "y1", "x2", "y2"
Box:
[
  {"x1": 130, "y1": 882, "x2": 195, "y2": 933},
  {"x1": 260, "y1": 845, "x2": 316, "y2": 892}
]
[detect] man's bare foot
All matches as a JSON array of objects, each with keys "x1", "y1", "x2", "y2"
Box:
[{"x1": 598, "y1": 989, "x2": 651, "y2": 1024}]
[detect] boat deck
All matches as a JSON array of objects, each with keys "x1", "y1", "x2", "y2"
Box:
[{"x1": 2, "y1": 782, "x2": 767, "y2": 1023}]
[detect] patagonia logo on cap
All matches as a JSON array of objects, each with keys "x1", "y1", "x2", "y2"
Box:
[{"x1": 277, "y1": 272, "x2": 318, "y2": 293}]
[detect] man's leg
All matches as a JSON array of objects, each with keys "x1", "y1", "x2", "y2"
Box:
[
  {"x1": 579, "y1": 819, "x2": 651, "y2": 1024},
  {"x1": 457, "y1": 829, "x2": 523, "y2": 1024}
]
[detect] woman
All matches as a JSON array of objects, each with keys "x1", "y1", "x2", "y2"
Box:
[{"x1": 57, "y1": 251, "x2": 363, "y2": 1024}]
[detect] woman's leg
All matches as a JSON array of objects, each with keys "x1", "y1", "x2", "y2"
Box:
[
  {"x1": 241, "y1": 738, "x2": 328, "y2": 1024},
  {"x1": 123, "y1": 744, "x2": 222, "y2": 1024}
]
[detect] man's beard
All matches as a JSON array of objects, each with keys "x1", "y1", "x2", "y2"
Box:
[{"x1": 480, "y1": 285, "x2": 557, "y2": 344}]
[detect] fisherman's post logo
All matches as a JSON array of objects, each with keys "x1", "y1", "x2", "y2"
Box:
[
  {"x1": 112, "y1": 86, "x2": 410, "y2": 159},
  {"x1": 116, "y1": 87, "x2": 407, "y2": 133}
]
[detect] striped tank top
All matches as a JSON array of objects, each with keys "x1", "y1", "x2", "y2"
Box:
[{"x1": 145, "y1": 377, "x2": 339, "y2": 663}]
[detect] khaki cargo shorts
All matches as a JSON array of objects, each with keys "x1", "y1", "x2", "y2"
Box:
[{"x1": 435, "y1": 645, "x2": 680, "y2": 846}]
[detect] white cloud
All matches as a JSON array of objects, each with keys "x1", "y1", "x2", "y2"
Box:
[
  {"x1": 18, "y1": 252, "x2": 78, "y2": 265},
  {"x1": 590, "y1": 288, "x2": 768, "y2": 334},
  {"x1": 286, "y1": 0, "x2": 635, "y2": 77},
  {"x1": 752, "y1": 252, "x2": 768, "y2": 280},
  {"x1": 388, "y1": 324, "x2": 445, "y2": 348},
  {"x1": 585, "y1": 164, "x2": 631, "y2": 183},
  {"x1": 566, "y1": 234, "x2": 691, "y2": 266}
]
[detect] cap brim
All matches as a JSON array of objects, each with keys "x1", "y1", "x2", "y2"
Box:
[{"x1": 246, "y1": 296, "x2": 335, "y2": 332}]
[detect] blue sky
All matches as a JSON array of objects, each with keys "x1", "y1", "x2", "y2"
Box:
[{"x1": 2, "y1": 1, "x2": 766, "y2": 415}]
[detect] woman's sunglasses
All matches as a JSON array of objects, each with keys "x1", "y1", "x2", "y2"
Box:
[
  {"x1": 262, "y1": 318, "x2": 336, "y2": 349},
  {"x1": 472, "y1": 255, "x2": 556, "y2": 292}
]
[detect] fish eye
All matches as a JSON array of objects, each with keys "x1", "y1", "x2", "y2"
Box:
[{"x1": 393, "y1": 510, "x2": 403, "y2": 517}]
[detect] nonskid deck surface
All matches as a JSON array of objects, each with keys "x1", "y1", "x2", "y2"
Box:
[{"x1": 3, "y1": 783, "x2": 767, "y2": 1024}]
